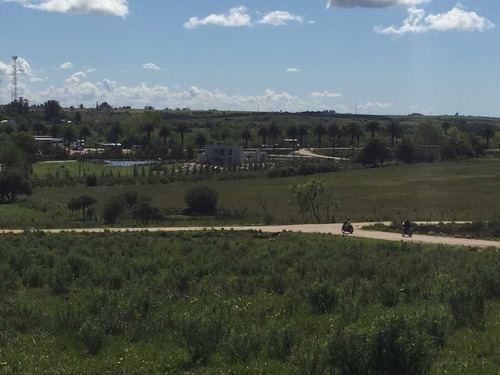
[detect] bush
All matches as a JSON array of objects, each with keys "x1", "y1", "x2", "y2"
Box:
[
  {"x1": 184, "y1": 185, "x2": 218, "y2": 214},
  {"x1": 176, "y1": 307, "x2": 228, "y2": 366},
  {"x1": 102, "y1": 195, "x2": 126, "y2": 224},
  {"x1": 449, "y1": 288, "x2": 485, "y2": 328},
  {"x1": 85, "y1": 174, "x2": 97, "y2": 187},
  {"x1": 78, "y1": 319, "x2": 105, "y2": 355},
  {"x1": 307, "y1": 282, "x2": 338, "y2": 313}
]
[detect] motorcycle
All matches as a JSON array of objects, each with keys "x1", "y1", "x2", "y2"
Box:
[
  {"x1": 342, "y1": 224, "x2": 354, "y2": 235},
  {"x1": 401, "y1": 225, "x2": 413, "y2": 237}
]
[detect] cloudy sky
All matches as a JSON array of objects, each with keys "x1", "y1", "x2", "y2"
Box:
[{"x1": 0, "y1": 0, "x2": 498, "y2": 115}]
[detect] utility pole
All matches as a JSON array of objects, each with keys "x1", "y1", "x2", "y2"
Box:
[{"x1": 11, "y1": 56, "x2": 18, "y2": 103}]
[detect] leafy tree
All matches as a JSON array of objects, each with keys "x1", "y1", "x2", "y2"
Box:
[
  {"x1": 103, "y1": 195, "x2": 126, "y2": 224},
  {"x1": 481, "y1": 126, "x2": 495, "y2": 148},
  {"x1": 132, "y1": 201, "x2": 165, "y2": 224},
  {"x1": 386, "y1": 121, "x2": 402, "y2": 148},
  {"x1": 44, "y1": 100, "x2": 62, "y2": 122},
  {"x1": 289, "y1": 179, "x2": 339, "y2": 223},
  {"x1": 415, "y1": 121, "x2": 443, "y2": 145},
  {"x1": 0, "y1": 170, "x2": 32, "y2": 202},
  {"x1": 298, "y1": 124, "x2": 308, "y2": 147},
  {"x1": 366, "y1": 121, "x2": 380, "y2": 139},
  {"x1": 314, "y1": 123, "x2": 326, "y2": 148},
  {"x1": 241, "y1": 128, "x2": 252, "y2": 148},
  {"x1": 184, "y1": 185, "x2": 218, "y2": 214},
  {"x1": 124, "y1": 191, "x2": 139, "y2": 210},
  {"x1": 50, "y1": 124, "x2": 60, "y2": 138},
  {"x1": 396, "y1": 139, "x2": 416, "y2": 164},
  {"x1": 361, "y1": 139, "x2": 389, "y2": 167},
  {"x1": 32, "y1": 122, "x2": 47, "y2": 136},
  {"x1": 80, "y1": 125, "x2": 91, "y2": 144},
  {"x1": 67, "y1": 195, "x2": 97, "y2": 222},
  {"x1": 442, "y1": 121, "x2": 451, "y2": 137},
  {"x1": 109, "y1": 123, "x2": 122, "y2": 144},
  {"x1": 158, "y1": 125, "x2": 171, "y2": 146}
]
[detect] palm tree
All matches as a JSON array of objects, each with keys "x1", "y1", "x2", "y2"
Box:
[
  {"x1": 346, "y1": 123, "x2": 359, "y2": 146},
  {"x1": 314, "y1": 123, "x2": 326, "y2": 148},
  {"x1": 175, "y1": 121, "x2": 189, "y2": 146},
  {"x1": 110, "y1": 123, "x2": 122, "y2": 144},
  {"x1": 481, "y1": 126, "x2": 495, "y2": 148},
  {"x1": 298, "y1": 125, "x2": 308, "y2": 147},
  {"x1": 158, "y1": 125, "x2": 171, "y2": 146},
  {"x1": 80, "y1": 125, "x2": 91, "y2": 144},
  {"x1": 286, "y1": 125, "x2": 298, "y2": 151},
  {"x1": 327, "y1": 123, "x2": 340, "y2": 156},
  {"x1": 386, "y1": 121, "x2": 402, "y2": 148},
  {"x1": 366, "y1": 121, "x2": 380, "y2": 139},
  {"x1": 194, "y1": 133, "x2": 207, "y2": 149},
  {"x1": 143, "y1": 123, "x2": 155, "y2": 144},
  {"x1": 257, "y1": 125, "x2": 268, "y2": 147},
  {"x1": 442, "y1": 121, "x2": 450, "y2": 137},
  {"x1": 241, "y1": 128, "x2": 252, "y2": 148},
  {"x1": 268, "y1": 123, "x2": 281, "y2": 152}
]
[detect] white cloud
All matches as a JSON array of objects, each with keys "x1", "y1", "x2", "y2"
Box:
[
  {"x1": 287, "y1": 67, "x2": 300, "y2": 73},
  {"x1": 310, "y1": 91, "x2": 342, "y2": 99},
  {"x1": 65, "y1": 71, "x2": 86, "y2": 84},
  {"x1": 60, "y1": 62, "x2": 73, "y2": 70},
  {"x1": 5, "y1": 0, "x2": 129, "y2": 17},
  {"x1": 375, "y1": 6, "x2": 495, "y2": 35},
  {"x1": 184, "y1": 6, "x2": 309, "y2": 29},
  {"x1": 258, "y1": 11, "x2": 304, "y2": 26},
  {"x1": 358, "y1": 101, "x2": 392, "y2": 112},
  {"x1": 143, "y1": 63, "x2": 160, "y2": 71},
  {"x1": 30, "y1": 77, "x2": 46, "y2": 82},
  {"x1": 23, "y1": 77, "x2": 351, "y2": 112},
  {"x1": 327, "y1": 0, "x2": 429, "y2": 8},
  {"x1": 184, "y1": 6, "x2": 252, "y2": 29}
]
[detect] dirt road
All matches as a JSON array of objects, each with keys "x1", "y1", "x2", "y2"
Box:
[{"x1": 1, "y1": 222, "x2": 499, "y2": 249}]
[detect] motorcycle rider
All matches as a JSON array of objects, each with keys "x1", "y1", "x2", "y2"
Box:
[
  {"x1": 402, "y1": 219, "x2": 411, "y2": 235},
  {"x1": 343, "y1": 217, "x2": 353, "y2": 233}
]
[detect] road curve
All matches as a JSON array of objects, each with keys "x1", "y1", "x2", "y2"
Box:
[{"x1": 1, "y1": 222, "x2": 499, "y2": 249}]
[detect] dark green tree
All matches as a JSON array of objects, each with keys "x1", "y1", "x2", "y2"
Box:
[
  {"x1": 241, "y1": 128, "x2": 252, "y2": 148},
  {"x1": 327, "y1": 124, "x2": 340, "y2": 156},
  {"x1": 184, "y1": 185, "x2": 218, "y2": 214},
  {"x1": 67, "y1": 195, "x2": 97, "y2": 222},
  {"x1": 314, "y1": 123, "x2": 326, "y2": 148},
  {"x1": 386, "y1": 121, "x2": 403, "y2": 148},
  {"x1": 366, "y1": 121, "x2": 380, "y2": 138},
  {"x1": 286, "y1": 125, "x2": 298, "y2": 151},
  {"x1": 481, "y1": 126, "x2": 495, "y2": 148}
]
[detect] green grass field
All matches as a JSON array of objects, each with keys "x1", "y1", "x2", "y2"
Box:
[
  {"x1": 7, "y1": 158, "x2": 497, "y2": 229},
  {"x1": 0, "y1": 231, "x2": 498, "y2": 374}
]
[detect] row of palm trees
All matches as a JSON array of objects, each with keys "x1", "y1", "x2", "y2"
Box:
[{"x1": 251, "y1": 120, "x2": 403, "y2": 154}]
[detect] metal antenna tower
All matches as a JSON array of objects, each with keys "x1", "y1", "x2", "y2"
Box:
[{"x1": 11, "y1": 56, "x2": 18, "y2": 102}]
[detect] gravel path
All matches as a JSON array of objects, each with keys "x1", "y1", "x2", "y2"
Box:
[{"x1": 1, "y1": 222, "x2": 499, "y2": 249}]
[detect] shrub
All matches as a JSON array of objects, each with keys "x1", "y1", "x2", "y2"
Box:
[
  {"x1": 102, "y1": 195, "x2": 126, "y2": 224},
  {"x1": 266, "y1": 323, "x2": 297, "y2": 360},
  {"x1": 85, "y1": 174, "x2": 97, "y2": 187},
  {"x1": 184, "y1": 185, "x2": 218, "y2": 214},
  {"x1": 449, "y1": 288, "x2": 485, "y2": 328},
  {"x1": 223, "y1": 324, "x2": 263, "y2": 362},
  {"x1": 176, "y1": 307, "x2": 227, "y2": 366},
  {"x1": 307, "y1": 282, "x2": 338, "y2": 313},
  {"x1": 78, "y1": 319, "x2": 105, "y2": 355}
]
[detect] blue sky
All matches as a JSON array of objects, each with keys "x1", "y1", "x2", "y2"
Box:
[{"x1": 0, "y1": 0, "x2": 498, "y2": 115}]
